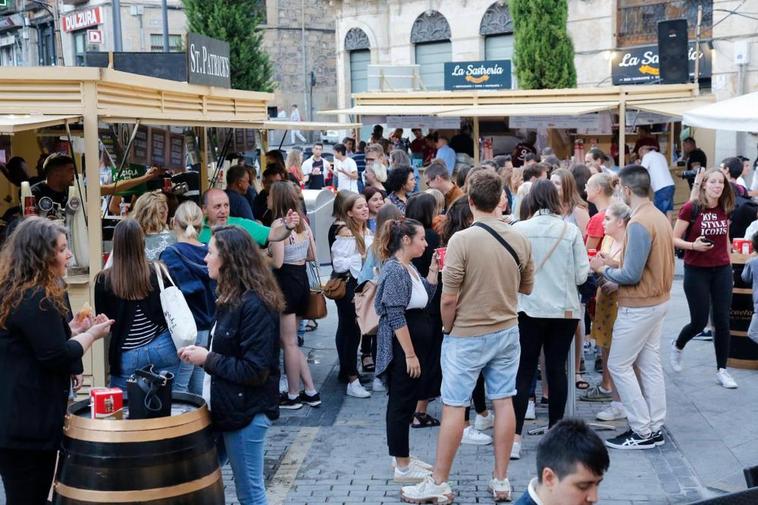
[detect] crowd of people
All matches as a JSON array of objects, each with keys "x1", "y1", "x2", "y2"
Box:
[{"x1": 0, "y1": 128, "x2": 756, "y2": 504}]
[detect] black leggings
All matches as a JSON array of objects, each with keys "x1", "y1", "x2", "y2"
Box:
[
  {"x1": 0, "y1": 448, "x2": 57, "y2": 505},
  {"x1": 464, "y1": 374, "x2": 487, "y2": 422},
  {"x1": 360, "y1": 334, "x2": 377, "y2": 362},
  {"x1": 514, "y1": 313, "x2": 577, "y2": 435},
  {"x1": 676, "y1": 264, "x2": 732, "y2": 369},
  {"x1": 335, "y1": 277, "x2": 361, "y2": 382}
]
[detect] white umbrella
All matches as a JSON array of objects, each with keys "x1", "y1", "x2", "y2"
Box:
[{"x1": 683, "y1": 91, "x2": 758, "y2": 131}]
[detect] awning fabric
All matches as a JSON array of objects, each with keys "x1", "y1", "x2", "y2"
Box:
[
  {"x1": 629, "y1": 96, "x2": 715, "y2": 119},
  {"x1": 0, "y1": 114, "x2": 82, "y2": 134},
  {"x1": 683, "y1": 92, "x2": 758, "y2": 131},
  {"x1": 436, "y1": 102, "x2": 617, "y2": 117},
  {"x1": 319, "y1": 105, "x2": 466, "y2": 116},
  {"x1": 262, "y1": 120, "x2": 362, "y2": 131}
]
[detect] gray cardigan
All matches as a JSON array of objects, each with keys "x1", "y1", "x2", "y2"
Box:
[{"x1": 374, "y1": 258, "x2": 436, "y2": 377}]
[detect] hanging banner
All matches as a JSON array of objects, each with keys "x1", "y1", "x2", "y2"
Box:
[
  {"x1": 611, "y1": 43, "x2": 711, "y2": 85},
  {"x1": 444, "y1": 60, "x2": 512, "y2": 91}
]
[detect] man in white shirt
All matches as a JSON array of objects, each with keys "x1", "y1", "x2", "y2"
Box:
[
  {"x1": 640, "y1": 145, "x2": 675, "y2": 217},
  {"x1": 333, "y1": 143, "x2": 358, "y2": 192},
  {"x1": 301, "y1": 143, "x2": 331, "y2": 190},
  {"x1": 289, "y1": 104, "x2": 307, "y2": 144}
]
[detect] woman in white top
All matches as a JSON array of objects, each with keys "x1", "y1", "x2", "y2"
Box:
[
  {"x1": 331, "y1": 192, "x2": 374, "y2": 398},
  {"x1": 268, "y1": 182, "x2": 321, "y2": 410}
]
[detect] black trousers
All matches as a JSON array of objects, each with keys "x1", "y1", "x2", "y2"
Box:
[
  {"x1": 0, "y1": 447, "x2": 57, "y2": 505},
  {"x1": 514, "y1": 313, "x2": 577, "y2": 435},
  {"x1": 360, "y1": 334, "x2": 377, "y2": 361},
  {"x1": 676, "y1": 264, "x2": 732, "y2": 369},
  {"x1": 335, "y1": 277, "x2": 361, "y2": 382},
  {"x1": 386, "y1": 310, "x2": 434, "y2": 458}
]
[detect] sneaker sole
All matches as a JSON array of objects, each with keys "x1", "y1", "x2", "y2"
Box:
[
  {"x1": 596, "y1": 414, "x2": 626, "y2": 421},
  {"x1": 279, "y1": 404, "x2": 303, "y2": 410},
  {"x1": 394, "y1": 474, "x2": 432, "y2": 484},
  {"x1": 400, "y1": 491, "x2": 454, "y2": 504},
  {"x1": 474, "y1": 424, "x2": 494, "y2": 431},
  {"x1": 302, "y1": 400, "x2": 322, "y2": 407},
  {"x1": 580, "y1": 395, "x2": 613, "y2": 403},
  {"x1": 489, "y1": 488, "x2": 512, "y2": 502},
  {"x1": 346, "y1": 392, "x2": 371, "y2": 398},
  {"x1": 604, "y1": 440, "x2": 656, "y2": 450},
  {"x1": 461, "y1": 438, "x2": 492, "y2": 446}
]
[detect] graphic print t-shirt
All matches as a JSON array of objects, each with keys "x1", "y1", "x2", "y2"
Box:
[{"x1": 679, "y1": 201, "x2": 730, "y2": 267}]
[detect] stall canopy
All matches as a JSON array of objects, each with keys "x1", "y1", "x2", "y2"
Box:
[
  {"x1": 319, "y1": 105, "x2": 467, "y2": 116},
  {"x1": 262, "y1": 120, "x2": 362, "y2": 131},
  {"x1": 683, "y1": 91, "x2": 758, "y2": 131},
  {"x1": 0, "y1": 114, "x2": 82, "y2": 134},
  {"x1": 436, "y1": 102, "x2": 618, "y2": 117},
  {"x1": 628, "y1": 96, "x2": 715, "y2": 119}
]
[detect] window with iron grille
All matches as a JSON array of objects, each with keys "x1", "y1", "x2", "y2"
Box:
[
  {"x1": 617, "y1": 0, "x2": 712, "y2": 47},
  {"x1": 150, "y1": 34, "x2": 182, "y2": 52}
]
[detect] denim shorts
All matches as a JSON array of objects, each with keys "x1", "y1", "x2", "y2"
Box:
[
  {"x1": 654, "y1": 185, "x2": 675, "y2": 213},
  {"x1": 440, "y1": 325, "x2": 520, "y2": 407}
]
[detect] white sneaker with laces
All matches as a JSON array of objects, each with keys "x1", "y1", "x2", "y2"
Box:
[
  {"x1": 596, "y1": 403, "x2": 627, "y2": 421},
  {"x1": 346, "y1": 379, "x2": 371, "y2": 398},
  {"x1": 400, "y1": 476, "x2": 454, "y2": 504},
  {"x1": 670, "y1": 341, "x2": 683, "y2": 372},
  {"x1": 372, "y1": 377, "x2": 386, "y2": 392},
  {"x1": 716, "y1": 368, "x2": 738, "y2": 389},
  {"x1": 461, "y1": 426, "x2": 492, "y2": 445},
  {"x1": 488, "y1": 476, "x2": 512, "y2": 502},
  {"x1": 474, "y1": 412, "x2": 494, "y2": 431},
  {"x1": 394, "y1": 464, "x2": 432, "y2": 483},
  {"x1": 510, "y1": 441, "x2": 521, "y2": 460},
  {"x1": 525, "y1": 399, "x2": 536, "y2": 420},
  {"x1": 392, "y1": 456, "x2": 434, "y2": 471}
]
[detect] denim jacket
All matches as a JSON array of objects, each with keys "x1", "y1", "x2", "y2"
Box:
[{"x1": 514, "y1": 211, "x2": 589, "y2": 319}]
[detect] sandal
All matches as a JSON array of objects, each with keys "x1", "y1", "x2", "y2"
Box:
[
  {"x1": 411, "y1": 412, "x2": 440, "y2": 428},
  {"x1": 361, "y1": 354, "x2": 375, "y2": 372},
  {"x1": 575, "y1": 374, "x2": 590, "y2": 390},
  {"x1": 305, "y1": 320, "x2": 318, "y2": 332}
]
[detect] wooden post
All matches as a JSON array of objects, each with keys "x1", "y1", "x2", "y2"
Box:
[
  {"x1": 473, "y1": 116, "x2": 480, "y2": 164},
  {"x1": 618, "y1": 97, "x2": 626, "y2": 168}
]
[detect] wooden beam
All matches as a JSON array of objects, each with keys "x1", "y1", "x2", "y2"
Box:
[{"x1": 473, "y1": 116, "x2": 480, "y2": 164}]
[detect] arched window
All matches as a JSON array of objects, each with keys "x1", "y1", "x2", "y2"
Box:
[
  {"x1": 410, "y1": 11, "x2": 452, "y2": 90},
  {"x1": 480, "y1": 2, "x2": 514, "y2": 61},
  {"x1": 344, "y1": 28, "x2": 371, "y2": 96}
]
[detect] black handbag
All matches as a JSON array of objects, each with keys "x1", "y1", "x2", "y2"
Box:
[{"x1": 127, "y1": 365, "x2": 174, "y2": 419}]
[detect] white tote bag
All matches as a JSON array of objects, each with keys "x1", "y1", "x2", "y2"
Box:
[{"x1": 154, "y1": 262, "x2": 197, "y2": 350}]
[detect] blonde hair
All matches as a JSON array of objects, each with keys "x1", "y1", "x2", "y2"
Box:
[
  {"x1": 132, "y1": 191, "x2": 169, "y2": 235},
  {"x1": 425, "y1": 188, "x2": 444, "y2": 215},
  {"x1": 173, "y1": 200, "x2": 203, "y2": 240},
  {"x1": 285, "y1": 150, "x2": 304, "y2": 180},
  {"x1": 587, "y1": 173, "x2": 618, "y2": 198}
]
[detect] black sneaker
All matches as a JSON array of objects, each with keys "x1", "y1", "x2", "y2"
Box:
[
  {"x1": 279, "y1": 394, "x2": 303, "y2": 410},
  {"x1": 299, "y1": 391, "x2": 322, "y2": 408},
  {"x1": 651, "y1": 430, "x2": 665, "y2": 447},
  {"x1": 605, "y1": 430, "x2": 656, "y2": 450},
  {"x1": 693, "y1": 329, "x2": 713, "y2": 341}
]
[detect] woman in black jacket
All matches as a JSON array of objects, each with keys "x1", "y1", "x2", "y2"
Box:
[
  {"x1": 179, "y1": 225, "x2": 282, "y2": 505},
  {"x1": 0, "y1": 218, "x2": 113, "y2": 505},
  {"x1": 95, "y1": 218, "x2": 176, "y2": 391}
]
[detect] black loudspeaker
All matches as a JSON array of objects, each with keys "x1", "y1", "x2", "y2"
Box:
[{"x1": 657, "y1": 19, "x2": 689, "y2": 84}]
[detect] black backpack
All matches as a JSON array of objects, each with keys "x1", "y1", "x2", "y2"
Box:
[{"x1": 675, "y1": 202, "x2": 701, "y2": 259}]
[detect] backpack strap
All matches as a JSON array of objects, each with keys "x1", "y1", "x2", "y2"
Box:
[{"x1": 473, "y1": 222, "x2": 521, "y2": 271}]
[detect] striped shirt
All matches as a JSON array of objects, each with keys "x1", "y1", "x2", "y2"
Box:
[{"x1": 122, "y1": 306, "x2": 166, "y2": 350}]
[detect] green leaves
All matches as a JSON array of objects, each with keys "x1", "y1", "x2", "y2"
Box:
[
  {"x1": 183, "y1": 0, "x2": 274, "y2": 91},
  {"x1": 511, "y1": 0, "x2": 577, "y2": 89}
]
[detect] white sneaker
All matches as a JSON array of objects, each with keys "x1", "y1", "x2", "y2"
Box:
[
  {"x1": 488, "y1": 476, "x2": 512, "y2": 502},
  {"x1": 716, "y1": 368, "x2": 738, "y2": 389},
  {"x1": 461, "y1": 426, "x2": 492, "y2": 445},
  {"x1": 394, "y1": 464, "x2": 432, "y2": 483},
  {"x1": 279, "y1": 374, "x2": 288, "y2": 394},
  {"x1": 372, "y1": 377, "x2": 386, "y2": 392},
  {"x1": 346, "y1": 379, "x2": 371, "y2": 398},
  {"x1": 596, "y1": 403, "x2": 627, "y2": 421},
  {"x1": 474, "y1": 412, "x2": 494, "y2": 431},
  {"x1": 670, "y1": 341, "x2": 683, "y2": 372},
  {"x1": 400, "y1": 476, "x2": 454, "y2": 504},
  {"x1": 510, "y1": 441, "x2": 521, "y2": 460},
  {"x1": 525, "y1": 399, "x2": 536, "y2": 420},
  {"x1": 392, "y1": 456, "x2": 433, "y2": 471}
]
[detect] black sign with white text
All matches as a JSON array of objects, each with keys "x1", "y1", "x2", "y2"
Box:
[
  {"x1": 187, "y1": 33, "x2": 231, "y2": 88},
  {"x1": 611, "y1": 43, "x2": 711, "y2": 85}
]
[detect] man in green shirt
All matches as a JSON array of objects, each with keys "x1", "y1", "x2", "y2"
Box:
[{"x1": 198, "y1": 188, "x2": 299, "y2": 245}]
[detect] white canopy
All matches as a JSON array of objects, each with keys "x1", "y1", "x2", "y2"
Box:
[{"x1": 682, "y1": 91, "x2": 758, "y2": 131}]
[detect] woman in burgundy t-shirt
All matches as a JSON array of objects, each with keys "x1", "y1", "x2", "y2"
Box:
[{"x1": 671, "y1": 169, "x2": 738, "y2": 388}]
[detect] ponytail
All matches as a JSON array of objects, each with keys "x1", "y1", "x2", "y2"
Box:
[{"x1": 377, "y1": 218, "x2": 422, "y2": 261}]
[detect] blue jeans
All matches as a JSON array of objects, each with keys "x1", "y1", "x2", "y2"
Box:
[
  {"x1": 109, "y1": 330, "x2": 180, "y2": 394},
  {"x1": 175, "y1": 330, "x2": 210, "y2": 395},
  {"x1": 217, "y1": 413, "x2": 272, "y2": 505},
  {"x1": 654, "y1": 185, "x2": 675, "y2": 213}
]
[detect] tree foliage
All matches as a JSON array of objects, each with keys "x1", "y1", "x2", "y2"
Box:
[
  {"x1": 511, "y1": 0, "x2": 577, "y2": 89},
  {"x1": 183, "y1": 0, "x2": 274, "y2": 91}
]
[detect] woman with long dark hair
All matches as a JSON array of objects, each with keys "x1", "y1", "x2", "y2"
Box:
[
  {"x1": 268, "y1": 182, "x2": 321, "y2": 409},
  {"x1": 96, "y1": 218, "x2": 178, "y2": 390},
  {"x1": 331, "y1": 192, "x2": 374, "y2": 397},
  {"x1": 386, "y1": 165, "x2": 415, "y2": 214},
  {"x1": 374, "y1": 218, "x2": 439, "y2": 483},
  {"x1": 671, "y1": 168, "x2": 738, "y2": 388},
  {"x1": 0, "y1": 218, "x2": 113, "y2": 504},
  {"x1": 363, "y1": 186, "x2": 386, "y2": 233},
  {"x1": 179, "y1": 225, "x2": 283, "y2": 505}
]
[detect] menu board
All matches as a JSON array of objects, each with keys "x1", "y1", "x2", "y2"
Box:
[
  {"x1": 132, "y1": 125, "x2": 148, "y2": 164},
  {"x1": 169, "y1": 134, "x2": 184, "y2": 168},
  {"x1": 150, "y1": 128, "x2": 166, "y2": 166},
  {"x1": 99, "y1": 127, "x2": 118, "y2": 165}
]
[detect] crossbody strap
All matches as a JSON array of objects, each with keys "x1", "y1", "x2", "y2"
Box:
[
  {"x1": 473, "y1": 222, "x2": 521, "y2": 271},
  {"x1": 535, "y1": 222, "x2": 568, "y2": 273}
]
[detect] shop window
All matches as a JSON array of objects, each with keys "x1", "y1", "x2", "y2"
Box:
[{"x1": 617, "y1": 0, "x2": 712, "y2": 48}]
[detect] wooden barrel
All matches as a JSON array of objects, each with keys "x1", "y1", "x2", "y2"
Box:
[
  {"x1": 729, "y1": 253, "x2": 758, "y2": 369},
  {"x1": 54, "y1": 393, "x2": 224, "y2": 505}
]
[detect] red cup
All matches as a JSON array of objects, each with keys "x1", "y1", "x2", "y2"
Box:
[
  {"x1": 588, "y1": 248, "x2": 598, "y2": 258},
  {"x1": 435, "y1": 247, "x2": 447, "y2": 269}
]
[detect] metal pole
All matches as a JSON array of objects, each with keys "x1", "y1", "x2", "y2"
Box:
[
  {"x1": 301, "y1": 0, "x2": 308, "y2": 121},
  {"x1": 112, "y1": 0, "x2": 123, "y2": 51},
  {"x1": 694, "y1": 5, "x2": 702, "y2": 92},
  {"x1": 161, "y1": 0, "x2": 169, "y2": 52}
]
